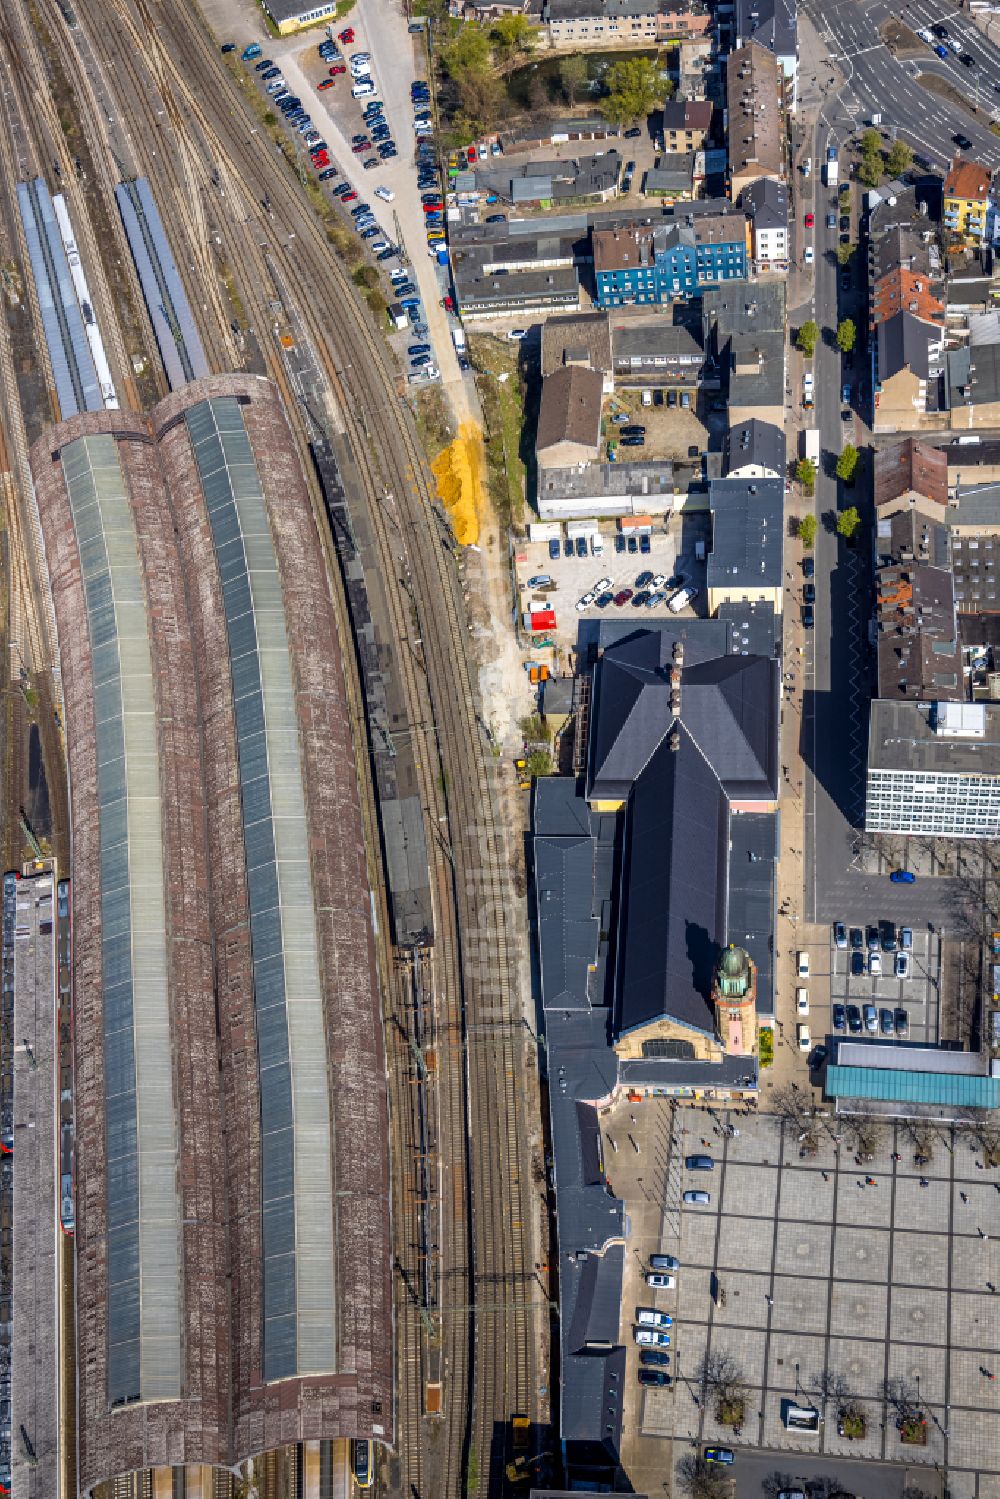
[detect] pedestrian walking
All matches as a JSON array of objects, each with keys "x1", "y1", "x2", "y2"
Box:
[
  {"x1": 821, "y1": 1170, "x2": 829, "y2": 1182},
  {"x1": 961, "y1": 1192, "x2": 969, "y2": 1204},
  {"x1": 987, "y1": 1281, "x2": 996, "y2": 1293},
  {"x1": 920, "y1": 1178, "x2": 929, "y2": 1187}
]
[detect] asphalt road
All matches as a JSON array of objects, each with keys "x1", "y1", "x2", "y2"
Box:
[
  {"x1": 801, "y1": 0, "x2": 1000, "y2": 168},
  {"x1": 793, "y1": 118, "x2": 977, "y2": 929},
  {"x1": 733, "y1": 1448, "x2": 944, "y2": 1499}
]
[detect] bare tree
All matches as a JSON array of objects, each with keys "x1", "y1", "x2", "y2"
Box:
[
  {"x1": 902, "y1": 1117, "x2": 936, "y2": 1163},
  {"x1": 844, "y1": 1113, "x2": 885, "y2": 1159},
  {"x1": 697, "y1": 1350, "x2": 746, "y2": 1404},
  {"x1": 958, "y1": 1107, "x2": 1000, "y2": 1164},
  {"x1": 677, "y1": 1455, "x2": 731, "y2": 1499},
  {"x1": 770, "y1": 1084, "x2": 811, "y2": 1129},
  {"x1": 884, "y1": 1376, "x2": 922, "y2": 1425}
]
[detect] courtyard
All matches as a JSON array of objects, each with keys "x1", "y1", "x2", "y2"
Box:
[{"x1": 611, "y1": 1100, "x2": 1000, "y2": 1499}]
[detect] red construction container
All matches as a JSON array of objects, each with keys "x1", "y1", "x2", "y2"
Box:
[{"x1": 529, "y1": 609, "x2": 556, "y2": 632}]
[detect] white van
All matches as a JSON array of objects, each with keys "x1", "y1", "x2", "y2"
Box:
[
  {"x1": 352, "y1": 80, "x2": 375, "y2": 99},
  {"x1": 667, "y1": 584, "x2": 698, "y2": 613}
]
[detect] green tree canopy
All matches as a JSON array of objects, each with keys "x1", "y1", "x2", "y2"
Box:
[
  {"x1": 860, "y1": 128, "x2": 882, "y2": 158},
  {"x1": 836, "y1": 242, "x2": 856, "y2": 266},
  {"x1": 455, "y1": 68, "x2": 506, "y2": 132},
  {"x1": 836, "y1": 503, "x2": 862, "y2": 538},
  {"x1": 798, "y1": 512, "x2": 817, "y2": 547},
  {"x1": 490, "y1": 13, "x2": 540, "y2": 64},
  {"x1": 600, "y1": 55, "x2": 670, "y2": 126},
  {"x1": 836, "y1": 444, "x2": 859, "y2": 483},
  {"x1": 837, "y1": 317, "x2": 856, "y2": 353},
  {"x1": 796, "y1": 319, "x2": 819, "y2": 358},
  {"x1": 441, "y1": 24, "x2": 491, "y2": 78},
  {"x1": 858, "y1": 154, "x2": 882, "y2": 188},
  {"x1": 559, "y1": 53, "x2": 590, "y2": 104},
  {"x1": 886, "y1": 138, "x2": 913, "y2": 178},
  {"x1": 795, "y1": 458, "x2": 816, "y2": 494}
]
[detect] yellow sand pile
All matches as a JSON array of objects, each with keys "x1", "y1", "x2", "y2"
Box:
[{"x1": 431, "y1": 421, "x2": 484, "y2": 546}]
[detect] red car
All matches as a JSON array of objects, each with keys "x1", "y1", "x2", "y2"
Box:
[
  {"x1": 613, "y1": 589, "x2": 633, "y2": 606},
  {"x1": 339, "y1": 26, "x2": 354, "y2": 41},
  {"x1": 317, "y1": 78, "x2": 334, "y2": 90},
  {"x1": 422, "y1": 202, "x2": 442, "y2": 214},
  {"x1": 352, "y1": 141, "x2": 370, "y2": 153},
  {"x1": 312, "y1": 153, "x2": 330, "y2": 168},
  {"x1": 804, "y1": 211, "x2": 814, "y2": 227},
  {"x1": 329, "y1": 64, "x2": 346, "y2": 75},
  {"x1": 342, "y1": 189, "x2": 357, "y2": 202}
]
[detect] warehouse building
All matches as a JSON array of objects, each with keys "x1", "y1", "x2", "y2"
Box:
[
  {"x1": 30, "y1": 375, "x2": 391, "y2": 1492},
  {"x1": 258, "y1": 0, "x2": 337, "y2": 33}
]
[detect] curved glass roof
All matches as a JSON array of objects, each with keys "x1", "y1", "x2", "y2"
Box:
[
  {"x1": 185, "y1": 397, "x2": 336, "y2": 1381},
  {"x1": 61, "y1": 434, "x2": 181, "y2": 1405}
]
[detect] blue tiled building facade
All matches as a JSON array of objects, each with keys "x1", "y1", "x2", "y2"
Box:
[{"x1": 594, "y1": 222, "x2": 748, "y2": 308}]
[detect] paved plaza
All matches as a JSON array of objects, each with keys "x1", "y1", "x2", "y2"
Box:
[{"x1": 613, "y1": 1101, "x2": 1000, "y2": 1497}]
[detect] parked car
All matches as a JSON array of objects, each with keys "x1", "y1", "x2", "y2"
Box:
[
  {"x1": 797, "y1": 1024, "x2": 810, "y2": 1051},
  {"x1": 833, "y1": 1003, "x2": 846, "y2": 1031},
  {"x1": 636, "y1": 1308, "x2": 672, "y2": 1328},
  {"x1": 880, "y1": 1007, "x2": 895, "y2": 1035},
  {"x1": 796, "y1": 988, "x2": 809, "y2": 1016},
  {"x1": 797, "y1": 951, "x2": 809, "y2": 978},
  {"x1": 613, "y1": 588, "x2": 633, "y2": 606},
  {"x1": 895, "y1": 951, "x2": 910, "y2": 979},
  {"x1": 864, "y1": 1002, "x2": 878, "y2": 1031},
  {"x1": 640, "y1": 1348, "x2": 671, "y2": 1366},
  {"x1": 867, "y1": 925, "x2": 879, "y2": 951},
  {"x1": 685, "y1": 1155, "x2": 714, "y2": 1171},
  {"x1": 850, "y1": 951, "x2": 865, "y2": 977},
  {"x1": 634, "y1": 1327, "x2": 671, "y2": 1347},
  {"x1": 705, "y1": 1448, "x2": 735, "y2": 1465},
  {"x1": 900, "y1": 927, "x2": 913, "y2": 950},
  {"x1": 646, "y1": 1272, "x2": 676, "y2": 1289},
  {"x1": 869, "y1": 952, "x2": 882, "y2": 977},
  {"x1": 639, "y1": 1369, "x2": 672, "y2": 1387},
  {"x1": 895, "y1": 1007, "x2": 909, "y2": 1037},
  {"x1": 890, "y1": 869, "x2": 916, "y2": 884},
  {"x1": 683, "y1": 1190, "x2": 711, "y2": 1206},
  {"x1": 649, "y1": 1254, "x2": 679, "y2": 1271},
  {"x1": 834, "y1": 922, "x2": 847, "y2": 948},
  {"x1": 850, "y1": 926, "x2": 863, "y2": 950},
  {"x1": 847, "y1": 1003, "x2": 862, "y2": 1033}
]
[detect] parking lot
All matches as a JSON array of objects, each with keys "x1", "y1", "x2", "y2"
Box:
[
  {"x1": 828, "y1": 927, "x2": 941, "y2": 1048},
  {"x1": 611, "y1": 1101, "x2": 1000, "y2": 1499},
  {"x1": 516, "y1": 511, "x2": 711, "y2": 649}
]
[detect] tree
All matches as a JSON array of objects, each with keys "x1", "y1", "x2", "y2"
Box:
[
  {"x1": 770, "y1": 1084, "x2": 812, "y2": 1130},
  {"x1": 843, "y1": 1110, "x2": 883, "y2": 1156},
  {"x1": 858, "y1": 154, "x2": 882, "y2": 188},
  {"x1": 525, "y1": 748, "x2": 553, "y2": 777},
  {"x1": 798, "y1": 513, "x2": 817, "y2": 547},
  {"x1": 796, "y1": 320, "x2": 818, "y2": 358},
  {"x1": 886, "y1": 138, "x2": 913, "y2": 179},
  {"x1": 837, "y1": 242, "x2": 856, "y2": 266},
  {"x1": 835, "y1": 444, "x2": 859, "y2": 484},
  {"x1": 795, "y1": 458, "x2": 816, "y2": 494},
  {"x1": 441, "y1": 24, "x2": 491, "y2": 79},
  {"x1": 836, "y1": 317, "x2": 856, "y2": 353},
  {"x1": 490, "y1": 13, "x2": 540, "y2": 66},
  {"x1": 455, "y1": 69, "x2": 506, "y2": 132},
  {"x1": 860, "y1": 127, "x2": 882, "y2": 158},
  {"x1": 600, "y1": 55, "x2": 669, "y2": 127},
  {"x1": 559, "y1": 53, "x2": 590, "y2": 105},
  {"x1": 836, "y1": 505, "x2": 862, "y2": 541},
  {"x1": 697, "y1": 1350, "x2": 746, "y2": 1423},
  {"x1": 677, "y1": 1456, "x2": 732, "y2": 1499}
]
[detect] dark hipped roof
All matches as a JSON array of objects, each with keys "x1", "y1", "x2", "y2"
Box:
[
  {"x1": 877, "y1": 310, "x2": 937, "y2": 381},
  {"x1": 536, "y1": 365, "x2": 604, "y2": 457},
  {"x1": 726, "y1": 418, "x2": 786, "y2": 475}
]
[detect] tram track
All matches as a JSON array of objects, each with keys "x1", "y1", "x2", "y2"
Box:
[{"x1": 8, "y1": 0, "x2": 541, "y2": 1488}]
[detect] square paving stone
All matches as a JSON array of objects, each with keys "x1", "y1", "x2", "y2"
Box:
[
  {"x1": 717, "y1": 1212, "x2": 774, "y2": 1274},
  {"x1": 826, "y1": 1337, "x2": 888, "y2": 1400},
  {"x1": 886, "y1": 1340, "x2": 946, "y2": 1404},
  {"x1": 894, "y1": 1174, "x2": 950, "y2": 1231},
  {"x1": 890, "y1": 1230, "x2": 950, "y2": 1289},
  {"x1": 829, "y1": 1281, "x2": 887, "y2": 1342},
  {"x1": 951, "y1": 1235, "x2": 1000, "y2": 1292},
  {"x1": 950, "y1": 1347, "x2": 1000, "y2": 1416},
  {"x1": 774, "y1": 1218, "x2": 833, "y2": 1279},
  {"x1": 674, "y1": 1264, "x2": 713, "y2": 1322},
  {"x1": 884, "y1": 1406, "x2": 945, "y2": 1469},
  {"x1": 949, "y1": 1471, "x2": 981, "y2": 1499},
  {"x1": 721, "y1": 1163, "x2": 779, "y2": 1218},
  {"x1": 889, "y1": 1285, "x2": 948, "y2": 1347},
  {"x1": 950, "y1": 1290, "x2": 1000, "y2": 1352},
  {"x1": 708, "y1": 1114, "x2": 782, "y2": 1165},
  {"x1": 702, "y1": 1324, "x2": 767, "y2": 1391},
  {"x1": 979, "y1": 1460, "x2": 1000, "y2": 1489},
  {"x1": 832, "y1": 1225, "x2": 890, "y2": 1283},
  {"x1": 770, "y1": 1275, "x2": 831, "y2": 1336},
  {"x1": 710, "y1": 1268, "x2": 771, "y2": 1329},
  {"x1": 952, "y1": 1182, "x2": 1000, "y2": 1237},
  {"x1": 775, "y1": 1166, "x2": 835, "y2": 1223},
  {"x1": 637, "y1": 1382, "x2": 674, "y2": 1438},
  {"x1": 834, "y1": 1175, "x2": 893, "y2": 1227},
  {"x1": 765, "y1": 1330, "x2": 827, "y2": 1392},
  {"x1": 679, "y1": 1210, "x2": 719, "y2": 1266}
]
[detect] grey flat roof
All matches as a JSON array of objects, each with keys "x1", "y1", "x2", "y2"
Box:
[
  {"x1": 868, "y1": 698, "x2": 1000, "y2": 774},
  {"x1": 703, "y1": 279, "x2": 785, "y2": 335},
  {"x1": 538, "y1": 460, "x2": 676, "y2": 504},
  {"x1": 835, "y1": 1041, "x2": 989, "y2": 1074},
  {"x1": 619, "y1": 1051, "x2": 759, "y2": 1089},
  {"x1": 720, "y1": 600, "x2": 781, "y2": 659},
  {"x1": 610, "y1": 319, "x2": 703, "y2": 362},
  {"x1": 262, "y1": 0, "x2": 334, "y2": 16},
  {"x1": 708, "y1": 477, "x2": 784, "y2": 588},
  {"x1": 950, "y1": 484, "x2": 1000, "y2": 527}
]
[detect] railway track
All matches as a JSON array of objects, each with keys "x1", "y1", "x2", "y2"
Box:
[{"x1": 9, "y1": 0, "x2": 542, "y2": 1488}]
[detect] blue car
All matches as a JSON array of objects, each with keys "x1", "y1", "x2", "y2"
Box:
[
  {"x1": 890, "y1": 869, "x2": 916, "y2": 884},
  {"x1": 548, "y1": 538, "x2": 560, "y2": 560}
]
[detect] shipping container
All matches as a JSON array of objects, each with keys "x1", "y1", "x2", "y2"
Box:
[
  {"x1": 528, "y1": 608, "x2": 557, "y2": 632},
  {"x1": 566, "y1": 520, "x2": 599, "y2": 539},
  {"x1": 619, "y1": 514, "x2": 654, "y2": 533},
  {"x1": 528, "y1": 521, "x2": 562, "y2": 542}
]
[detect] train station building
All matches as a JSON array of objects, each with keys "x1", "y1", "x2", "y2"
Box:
[{"x1": 30, "y1": 375, "x2": 391, "y2": 1492}]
